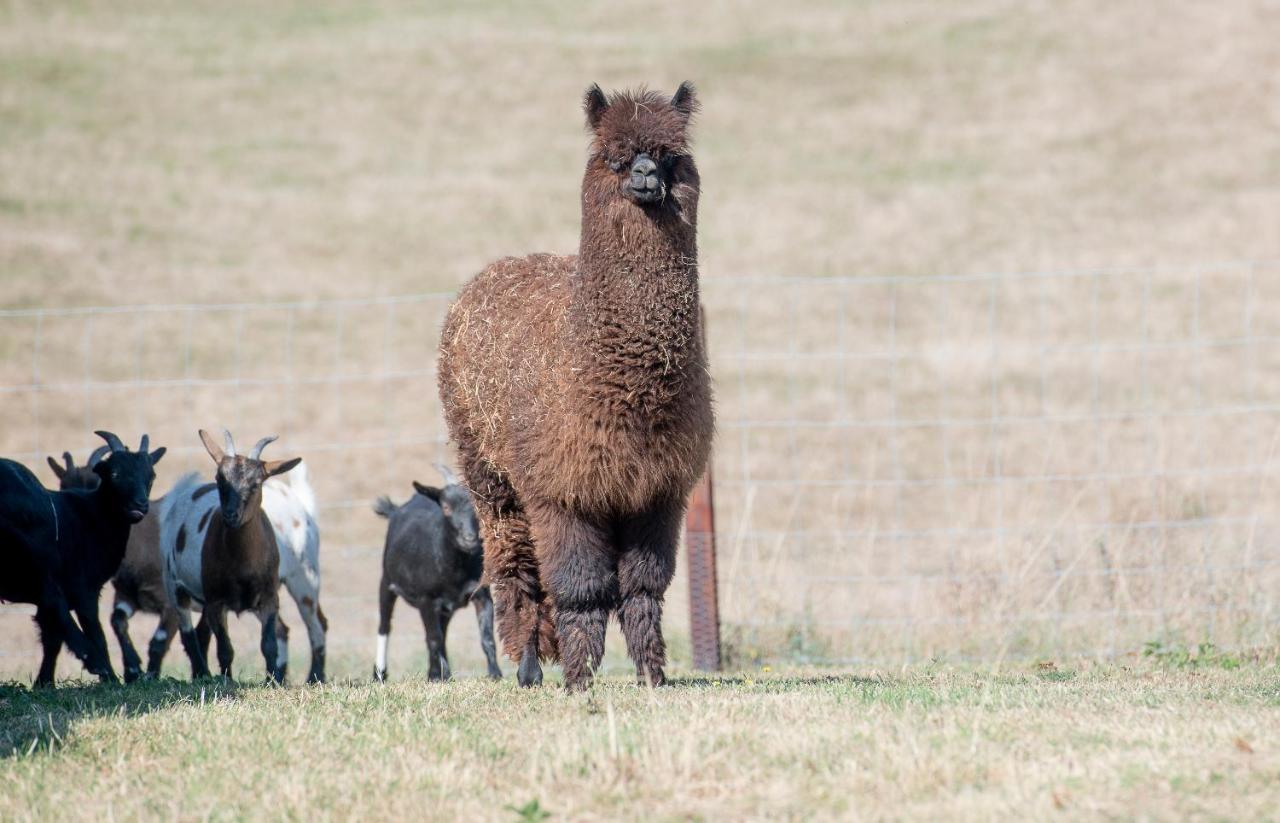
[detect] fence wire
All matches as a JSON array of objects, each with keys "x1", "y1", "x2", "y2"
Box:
[{"x1": 2, "y1": 262, "x2": 1279, "y2": 674}]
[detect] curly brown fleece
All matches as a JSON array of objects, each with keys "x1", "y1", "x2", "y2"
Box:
[{"x1": 438, "y1": 83, "x2": 713, "y2": 690}]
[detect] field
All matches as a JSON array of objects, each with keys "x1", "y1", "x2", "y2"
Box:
[
  {"x1": 3, "y1": 660, "x2": 1279, "y2": 820},
  {"x1": 3, "y1": 0, "x2": 1280, "y2": 818}
]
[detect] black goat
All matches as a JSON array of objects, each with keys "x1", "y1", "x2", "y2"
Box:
[
  {"x1": 46, "y1": 446, "x2": 109, "y2": 490},
  {"x1": 373, "y1": 465, "x2": 501, "y2": 682},
  {"x1": 0, "y1": 431, "x2": 164, "y2": 686}
]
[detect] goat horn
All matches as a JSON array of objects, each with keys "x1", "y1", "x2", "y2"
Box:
[
  {"x1": 138, "y1": 434, "x2": 149, "y2": 454},
  {"x1": 94, "y1": 430, "x2": 127, "y2": 453},
  {"x1": 87, "y1": 445, "x2": 110, "y2": 467},
  {"x1": 248, "y1": 435, "x2": 277, "y2": 461},
  {"x1": 62, "y1": 452, "x2": 75, "y2": 471},
  {"x1": 222, "y1": 429, "x2": 237, "y2": 457},
  {"x1": 434, "y1": 462, "x2": 458, "y2": 485}
]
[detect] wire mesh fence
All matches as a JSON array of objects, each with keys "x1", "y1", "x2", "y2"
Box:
[
  {"x1": 2, "y1": 261, "x2": 1279, "y2": 676},
  {"x1": 703, "y1": 261, "x2": 1280, "y2": 664}
]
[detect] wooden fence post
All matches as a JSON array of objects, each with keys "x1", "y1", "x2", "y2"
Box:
[{"x1": 685, "y1": 467, "x2": 721, "y2": 671}]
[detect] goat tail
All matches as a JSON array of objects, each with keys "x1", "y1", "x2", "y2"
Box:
[
  {"x1": 372, "y1": 496, "x2": 398, "y2": 519},
  {"x1": 285, "y1": 460, "x2": 318, "y2": 518}
]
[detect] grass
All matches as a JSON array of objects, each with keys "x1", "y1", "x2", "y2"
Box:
[{"x1": 2, "y1": 660, "x2": 1279, "y2": 820}]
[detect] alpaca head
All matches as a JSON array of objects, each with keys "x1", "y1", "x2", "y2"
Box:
[{"x1": 582, "y1": 82, "x2": 699, "y2": 216}]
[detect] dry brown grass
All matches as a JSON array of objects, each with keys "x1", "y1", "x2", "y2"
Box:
[{"x1": 2, "y1": 1, "x2": 1280, "y2": 678}]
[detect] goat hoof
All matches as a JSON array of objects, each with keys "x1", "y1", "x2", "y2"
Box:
[
  {"x1": 123, "y1": 667, "x2": 142, "y2": 684},
  {"x1": 373, "y1": 667, "x2": 387, "y2": 683},
  {"x1": 487, "y1": 668, "x2": 503, "y2": 681}
]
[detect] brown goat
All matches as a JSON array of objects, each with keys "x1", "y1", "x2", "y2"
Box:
[
  {"x1": 438, "y1": 83, "x2": 713, "y2": 691},
  {"x1": 162, "y1": 430, "x2": 299, "y2": 683}
]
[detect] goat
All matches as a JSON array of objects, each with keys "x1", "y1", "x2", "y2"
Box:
[
  {"x1": 373, "y1": 465, "x2": 501, "y2": 682},
  {"x1": 46, "y1": 447, "x2": 175, "y2": 683},
  {"x1": 46, "y1": 446, "x2": 109, "y2": 490},
  {"x1": 0, "y1": 431, "x2": 164, "y2": 685},
  {"x1": 159, "y1": 429, "x2": 299, "y2": 684}
]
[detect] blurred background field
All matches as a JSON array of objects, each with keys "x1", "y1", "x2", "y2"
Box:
[{"x1": 1, "y1": 0, "x2": 1279, "y2": 681}]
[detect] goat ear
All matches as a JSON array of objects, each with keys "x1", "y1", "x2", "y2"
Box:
[
  {"x1": 671, "y1": 81, "x2": 698, "y2": 122},
  {"x1": 47, "y1": 456, "x2": 67, "y2": 479},
  {"x1": 584, "y1": 83, "x2": 609, "y2": 131},
  {"x1": 263, "y1": 456, "x2": 301, "y2": 478},
  {"x1": 149, "y1": 446, "x2": 166, "y2": 467},
  {"x1": 198, "y1": 429, "x2": 224, "y2": 464},
  {"x1": 412, "y1": 481, "x2": 442, "y2": 503}
]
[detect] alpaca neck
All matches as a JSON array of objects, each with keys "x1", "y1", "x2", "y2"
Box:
[{"x1": 572, "y1": 202, "x2": 701, "y2": 376}]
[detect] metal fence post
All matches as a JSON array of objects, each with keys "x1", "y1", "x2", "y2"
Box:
[{"x1": 685, "y1": 467, "x2": 721, "y2": 671}]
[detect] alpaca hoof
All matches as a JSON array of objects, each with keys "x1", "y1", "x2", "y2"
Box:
[
  {"x1": 517, "y1": 657, "x2": 543, "y2": 688},
  {"x1": 123, "y1": 667, "x2": 142, "y2": 684},
  {"x1": 638, "y1": 667, "x2": 667, "y2": 688},
  {"x1": 487, "y1": 667, "x2": 503, "y2": 680},
  {"x1": 563, "y1": 676, "x2": 591, "y2": 694}
]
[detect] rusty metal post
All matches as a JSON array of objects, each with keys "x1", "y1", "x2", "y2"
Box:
[{"x1": 685, "y1": 467, "x2": 721, "y2": 671}]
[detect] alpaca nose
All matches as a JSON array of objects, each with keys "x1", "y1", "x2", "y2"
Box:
[{"x1": 630, "y1": 154, "x2": 659, "y2": 190}]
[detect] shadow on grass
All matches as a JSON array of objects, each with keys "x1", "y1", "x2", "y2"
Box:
[{"x1": 0, "y1": 677, "x2": 244, "y2": 759}]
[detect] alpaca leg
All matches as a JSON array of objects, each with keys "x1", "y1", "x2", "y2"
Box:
[
  {"x1": 617, "y1": 501, "x2": 681, "y2": 687},
  {"x1": 534, "y1": 504, "x2": 617, "y2": 693},
  {"x1": 458, "y1": 454, "x2": 551, "y2": 685}
]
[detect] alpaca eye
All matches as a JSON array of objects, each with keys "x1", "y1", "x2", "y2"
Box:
[{"x1": 608, "y1": 159, "x2": 624, "y2": 172}]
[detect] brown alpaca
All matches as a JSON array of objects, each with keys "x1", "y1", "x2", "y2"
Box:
[{"x1": 438, "y1": 82, "x2": 713, "y2": 691}]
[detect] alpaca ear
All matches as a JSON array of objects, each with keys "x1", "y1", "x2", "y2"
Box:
[
  {"x1": 671, "y1": 81, "x2": 698, "y2": 121},
  {"x1": 584, "y1": 83, "x2": 609, "y2": 130}
]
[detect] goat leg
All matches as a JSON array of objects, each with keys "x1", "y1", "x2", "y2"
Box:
[
  {"x1": 109, "y1": 601, "x2": 144, "y2": 683},
  {"x1": 420, "y1": 605, "x2": 446, "y2": 682},
  {"x1": 74, "y1": 594, "x2": 119, "y2": 683},
  {"x1": 33, "y1": 604, "x2": 63, "y2": 688},
  {"x1": 146, "y1": 609, "x2": 180, "y2": 678},
  {"x1": 177, "y1": 608, "x2": 211, "y2": 679},
  {"x1": 258, "y1": 609, "x2": 283, "y2": 685},
  {"x1": 41, "y1": 577, "x2": 89, "y2": 666},
  {"x1": 472, "y1": 586, "x2": 503, "y2": 680},
  {"x1": 374, "y1": 578, "x2": 396, "y2": 683}
]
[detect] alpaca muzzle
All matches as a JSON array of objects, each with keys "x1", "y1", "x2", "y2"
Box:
[{"x1": 626, "y1": 153, "x2": 664, "y2": 204}]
